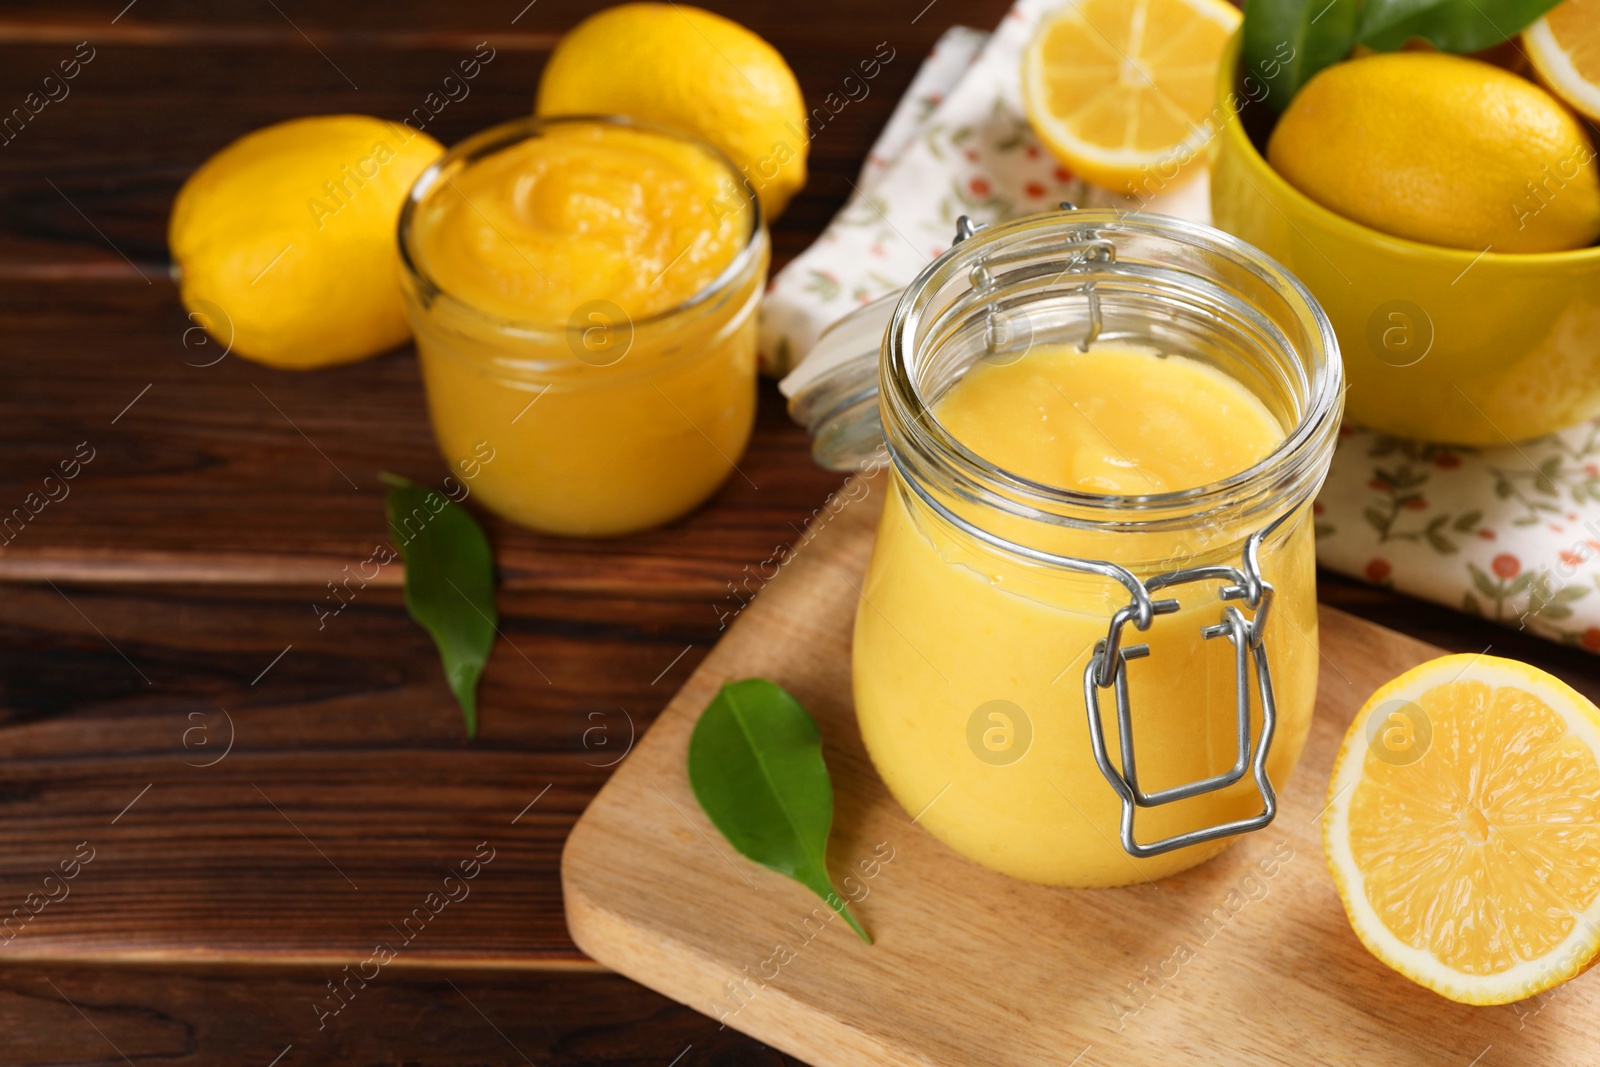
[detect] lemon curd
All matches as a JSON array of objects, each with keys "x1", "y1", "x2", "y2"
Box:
[
  {"x1": 853, "y1": 343, "x2": 1322, "y2": 885},
  {"x1": 400, "y1": 117, "x2": 768, "y2": 536}
]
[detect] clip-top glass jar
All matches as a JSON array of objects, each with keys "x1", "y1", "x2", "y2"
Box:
[
  {"x1": 399, "y1": 116, "x2": 769, "y2": 537},
  {"x1": 786, "y1": 208, "x2": 1342, "y2": 886}
]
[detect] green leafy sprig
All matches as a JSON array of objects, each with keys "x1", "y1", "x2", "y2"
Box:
[
  {"x1": 1243, "y1": 0, "x2": 1566, "y2": 112},
  {"x1": 383, "y1": 472, "x2": 497, "y2": 739},
  {"x1": 688, "y1": 679, "x2": 870, "y2": 943}
]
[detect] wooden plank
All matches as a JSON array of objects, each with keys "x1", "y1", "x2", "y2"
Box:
[
  {"x1": 0, "y1": 579, "x2": 731, "y2": 964},
  {"x1": 0, "y1": 0, "x2": 1010, "y2": 40},
  {"x1": 1319, "y1": 569, "x2": 1600, "y2": 704},
  {"x1": 0, "y1": 964, "x2": 804, "y2": 1065},
  {"x1": 564, "y1": 474, "x2": 1600, "y2": 1066},
  {"x1": 0, "y1": 278, "x2": 845, "y2": 593},
  {"x1": 0, "y1": 0, "x2": 924, "y2": 594},
  {"x1": 0, "y1": 4, "x2": 1012, "y2": 272}
]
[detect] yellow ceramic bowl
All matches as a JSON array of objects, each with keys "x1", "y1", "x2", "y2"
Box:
[{"x1": 1211, "y1": 33, "x2": 1600, "y2": 445}]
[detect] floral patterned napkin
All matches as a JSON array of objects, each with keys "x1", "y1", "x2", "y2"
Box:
[
  {"x1": 762, "y1": 1, "x2": 1600, "y2": 655},
  {"x1": 1315, "y1": 424, "x2": 1600, "y2": 652}
]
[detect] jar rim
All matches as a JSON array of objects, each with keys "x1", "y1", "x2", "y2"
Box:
[
  {"x1": 396, "y1": 113, "x2": 767, "y2": 338},
  {"x1": 883, "y1": 209, "x2": 1344, "y2": 529}
]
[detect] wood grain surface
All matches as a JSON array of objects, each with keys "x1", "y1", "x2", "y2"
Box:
[
  {"x1": 0, "y1": 964, "x2": 805, "y2": 1066},
  {"x1": 565, "y1": 475, "x2": 1600, "y2": 1067},
  {"x1": 1, "y1": 0, "x2": 1597, "y2": 1063}
]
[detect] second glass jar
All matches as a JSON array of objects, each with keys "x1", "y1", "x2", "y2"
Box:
[{"x1": 399, "y1": 116, "x2": 770, "y2": 537}]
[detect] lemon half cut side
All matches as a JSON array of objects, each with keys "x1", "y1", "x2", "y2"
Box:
[
  {"x1": 1324, "y1": 654, "x2": 1600, "y2": 1005},
  {"x1": 1021, "y1": 0, "x2": 1240, "y2": 195},
  {"x1": 1526, "y1": 1, "x2": 1600, "y2": 124}
]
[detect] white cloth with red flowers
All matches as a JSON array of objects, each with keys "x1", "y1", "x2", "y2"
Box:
[
  {"x1": 1314, "y1": 424, "x2": 1600, "y2": 652},
  {"x1": 760, "y1": 2, "x2": 1600, "y2": 654}
]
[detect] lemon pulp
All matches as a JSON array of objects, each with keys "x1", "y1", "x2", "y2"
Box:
[
  {"x1": 1325, "y1": 654, "x2": 1600, "y2": 1004},
  {"x1": 1022, "y1": 0, "x2": 1240, "y2": 195},
  {"x1": 1526, "y1": 0, "x2": 1600, "y2": 123},
  {"x1": 1349, "y1": 680, "x2": 1600, "y2": 974}
]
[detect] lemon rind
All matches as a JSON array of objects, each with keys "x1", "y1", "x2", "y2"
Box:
[
  {"x1": 1324, "y1": 653, "x2": 1600, "y2": 1005},
  {"x1": 1525, "y1": 17, "x2": 1600, "y2": 124}
]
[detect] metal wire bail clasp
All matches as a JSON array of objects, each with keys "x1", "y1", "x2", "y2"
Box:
[{"x1": 1082, "y1": 521, "x2": 1282, "y2": 858}]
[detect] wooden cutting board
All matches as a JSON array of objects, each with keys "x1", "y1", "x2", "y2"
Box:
[{"x1": 562, "y1": 473, "x2": 1597, "y2": 1067}]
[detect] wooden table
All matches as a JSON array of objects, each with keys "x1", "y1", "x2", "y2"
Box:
[{"x1": 2, "y1": 2, "x2": 1598, "y2": 1063}]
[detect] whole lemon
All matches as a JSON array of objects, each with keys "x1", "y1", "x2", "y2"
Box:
[
  {"x1": 1268, "y1": 53, "x2": 1600, "y2": 253},
  {"x1": 169, "y1": 115, "x2": 443, "y2": 369},
  {"x1": 535, "y1": 3, "x2": 806, "y2": 219}
]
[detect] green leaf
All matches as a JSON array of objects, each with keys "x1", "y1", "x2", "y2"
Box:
[
  {"x1": 1243, "y1": 0, "x2": 1363, "y2": 113},
  {"x1": 688, "y1": 679, "x2": 870, "y2": 943},
  {"x1": 383, "y1": 473, "x2": 496, "y2": 739},
  {"x1": 1468, "y1": 563, "x2": 1501, "y2": 600},
  {"x1": 1358, "y1": 0, "x2": 1562, "y2": 52},
  {"x1": 1453, "y1": 510, "x2": 1482, "y2": 532}
]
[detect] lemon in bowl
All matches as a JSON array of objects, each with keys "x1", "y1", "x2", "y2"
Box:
[
  {"x1": 1268, "y1": 52, "x2": 1600, "y2": 254},
  {"x1": 169, "y1": 115, "x2": 443, "y2": 370},
  {"x1": 1211, "y1": 36, "x2": 1600, "y2": 445}
]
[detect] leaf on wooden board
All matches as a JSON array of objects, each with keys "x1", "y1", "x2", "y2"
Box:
[
  {"x1": 383, "y1": 473, "x2": 497, "y2": 739},
  {"x1": 688, "y1": 678, "x2": 870, "y2": 943}
]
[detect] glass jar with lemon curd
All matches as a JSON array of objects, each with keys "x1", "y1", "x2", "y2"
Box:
[
  {"x1": 788, "y1": 210, "x2": 1343, "y2": 886},
  {"x1": 399, "y1": 116, "x2": 768, "y2": 537}
]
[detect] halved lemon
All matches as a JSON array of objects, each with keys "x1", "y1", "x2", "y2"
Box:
[
  {"x1": 1324, "y1": 654, "x2": 1600, "y2": 1005},
  {"x1": 1021, "y1": 0, "x2": 1240, "y2": 196},
  {"x1": 1525, "y1": 1, "x2": 1600, "y2": 124}
]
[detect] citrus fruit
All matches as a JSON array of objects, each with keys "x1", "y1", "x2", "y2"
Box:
[
  {"x1": 1526, "y1": 0, "x2": 1600, "y2": 124},
  {"x1": 1324, "y1": 654, "x2": 1600, "y2": 1005},
  {"x1": 535, "y1": 3, "x2": 806, "y2": 219},
  {"x1": 169, "y1": 115, "x2": 442, "y2": 369},
  {"x1": 1267, "y1": 53, "x2": 1600, "y2": 254},
  {"x1": 1021, "y1": 0, "x2": 1241, "y2": 196}
]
